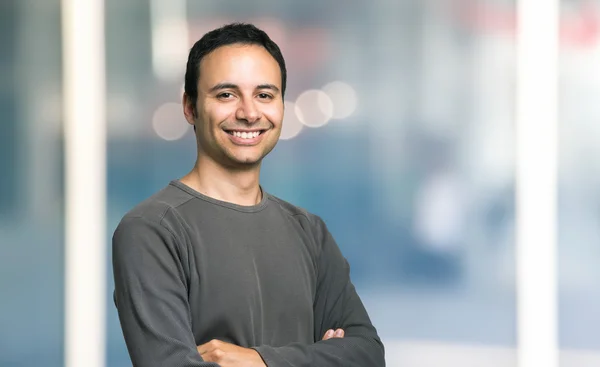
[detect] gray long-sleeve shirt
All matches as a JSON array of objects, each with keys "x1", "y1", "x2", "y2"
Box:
[{"x1": 112, "y1": 180, "x2": 385, "y2": 366}]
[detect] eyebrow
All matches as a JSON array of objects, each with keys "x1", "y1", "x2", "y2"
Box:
[
  {"x1": 256, "y1": 84, "x2": 280, "y2": 93},
  {"x1": 208, "y1": 82, "x2": 280, "y2": 94}
]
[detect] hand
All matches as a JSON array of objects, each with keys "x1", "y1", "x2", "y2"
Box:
[
  {"x1": 197, "y1": 339, "x2": 266, "y2": 367},
  {"x1": 322, "y1": 328, "x2": 345, "y2": 340}
]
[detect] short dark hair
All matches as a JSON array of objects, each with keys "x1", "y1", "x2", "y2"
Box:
[{"x1": 184, "y1": 22, "x2": 287, "y2": 109}]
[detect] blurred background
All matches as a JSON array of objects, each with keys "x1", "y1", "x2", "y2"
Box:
[{"x1": 1, "y1": 0, "x2": 599, "y2": 366}]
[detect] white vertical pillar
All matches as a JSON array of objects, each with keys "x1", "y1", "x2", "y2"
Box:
[
  {"x1": 62, "y1": 0, "x2": 107, "y2": 366},
  {"x1": 516, "y1": 0, "x2": 559, "y2": 366}
]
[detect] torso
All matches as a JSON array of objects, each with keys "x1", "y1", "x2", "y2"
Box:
[{"x1": 167, "y1": 181, "x2": 318, "y2": 347}]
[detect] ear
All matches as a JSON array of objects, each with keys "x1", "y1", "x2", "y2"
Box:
[{"x1": 182, "y1": 93, "x2": 197, "y2": 127}]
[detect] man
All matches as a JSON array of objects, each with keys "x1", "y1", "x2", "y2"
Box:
[{"x1": 112, "y1": 22, "x2": 385, "y2": 367}]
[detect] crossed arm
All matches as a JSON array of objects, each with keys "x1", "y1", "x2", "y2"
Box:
[
  {"x1": 112, "y1": 216, "x2": 385, "y2": 367},
  {"x1": 196, "y1": 329, "x2": 345, "y2": 366}
]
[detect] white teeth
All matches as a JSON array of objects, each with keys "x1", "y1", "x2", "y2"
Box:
[{"x1": 231, "y1": 131, "x2": 260, "y2": 139}]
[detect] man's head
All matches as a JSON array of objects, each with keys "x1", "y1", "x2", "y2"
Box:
[
  {"x1": 183, "y1": 23, "x2": 287, "y2": 170},
  {"x1": 185, "y1": 23, "x2": 287, "y2": 109}
]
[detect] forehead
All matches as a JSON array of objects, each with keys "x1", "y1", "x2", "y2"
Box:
[{"x1": 198, "y1": 44, "x2": 281, "y2": 90}]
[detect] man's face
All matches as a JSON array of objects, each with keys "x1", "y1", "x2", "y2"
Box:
[{"x1": 186, "y1": 44, "x2": 284, "y2": 170}]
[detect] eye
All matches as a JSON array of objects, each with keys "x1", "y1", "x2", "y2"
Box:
[
  {"x1": 257, "y1": 93, "x2": 273, "y2": 100},
  {"x1": 217, "y1": 92, "x2": 234, "y2": 100}
]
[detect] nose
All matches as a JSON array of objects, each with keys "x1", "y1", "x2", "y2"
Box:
[{"x1": 235, "y1": 98, "x2": 262, "y2": 124}]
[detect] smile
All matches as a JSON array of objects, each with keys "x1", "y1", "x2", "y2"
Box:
[
  {"x1": 228, "y1": 130, "x2": 262, "y2": 139},
  {"x1": 224, "y1": 129, "x2": 268, "y2": 145}
]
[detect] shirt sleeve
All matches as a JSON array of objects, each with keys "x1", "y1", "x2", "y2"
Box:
[
  {"x1": 112, "y1": 216, "x2": 220, "y2": 367},
  {"x1": 253, "y1": 216, "x2": 386, "y2": 367}
]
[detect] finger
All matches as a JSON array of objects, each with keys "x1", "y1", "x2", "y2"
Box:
[
  {"x1": 322, "y1": 329, "x2": 335, "y2": 340},
  {"x1": 197, "y1": 344, "x2": 212, "y2": 355},
  {"x1": 334, "y1": 328, "x2": 345, "y2": 338},
  {"x1": 197, "y1": 339, "x2": 220, "y2": 355},
  {"x1": 201, "y1": 349, "x2": 224, "y2": 363}
]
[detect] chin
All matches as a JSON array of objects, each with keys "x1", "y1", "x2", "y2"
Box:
[
  {"x1": 222, "y1": 154, "x2": 262, "y2": 168},
  {"x1": 239, "y1": 157, "x2": 263, "y2": 166},
  {"x1": 230, "y1": 148, "x2": 272, "y2": 165}
]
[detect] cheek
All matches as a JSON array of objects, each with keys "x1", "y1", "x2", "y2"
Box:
[
  {"x1": 201, "y1": 104, "x2": 235, "y2": 130},
  {"x1": 263, "y1": 104, "x2": 284, "y2": 127}
]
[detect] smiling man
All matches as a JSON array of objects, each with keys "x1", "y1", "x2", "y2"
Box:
[{"x1": 112, "y1": 23, "x2": 385, "y2": 367}]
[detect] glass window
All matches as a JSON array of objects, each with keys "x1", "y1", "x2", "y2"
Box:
[
  {"x1": 559, "y1": 0, "x2": 600, "y2": 364},
  {"x1": 0, "y1": 1, "x2": 65, "y2": 366},
  {"x1": 105, "y1": 1, "x2": 517, "y2": 365}
]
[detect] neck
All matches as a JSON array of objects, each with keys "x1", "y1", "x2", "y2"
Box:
[{"x1": 180, "y1": 155, "x2": 263, "y2": 206}]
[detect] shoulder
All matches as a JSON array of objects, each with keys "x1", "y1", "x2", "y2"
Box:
[
  {"x1": 267, "y1": 194, "x2": 320, "y2": 223},
  {"x1": 123, "y1": 182, "x2": 194, "y2": 222},
  {"x1": 113, "y1": 182, "x2": 195, "y2": 245},
  {"x1": 266, "y1": 193, "x2": 329, "y2": 241}
]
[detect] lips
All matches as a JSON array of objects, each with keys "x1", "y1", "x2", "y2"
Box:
[
  {"x1": 229, "y1": 130, "x2": 261, "y2": 139},
  {"x1": 224, "y1": 129, "x2": 268, "y2": 145}
]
